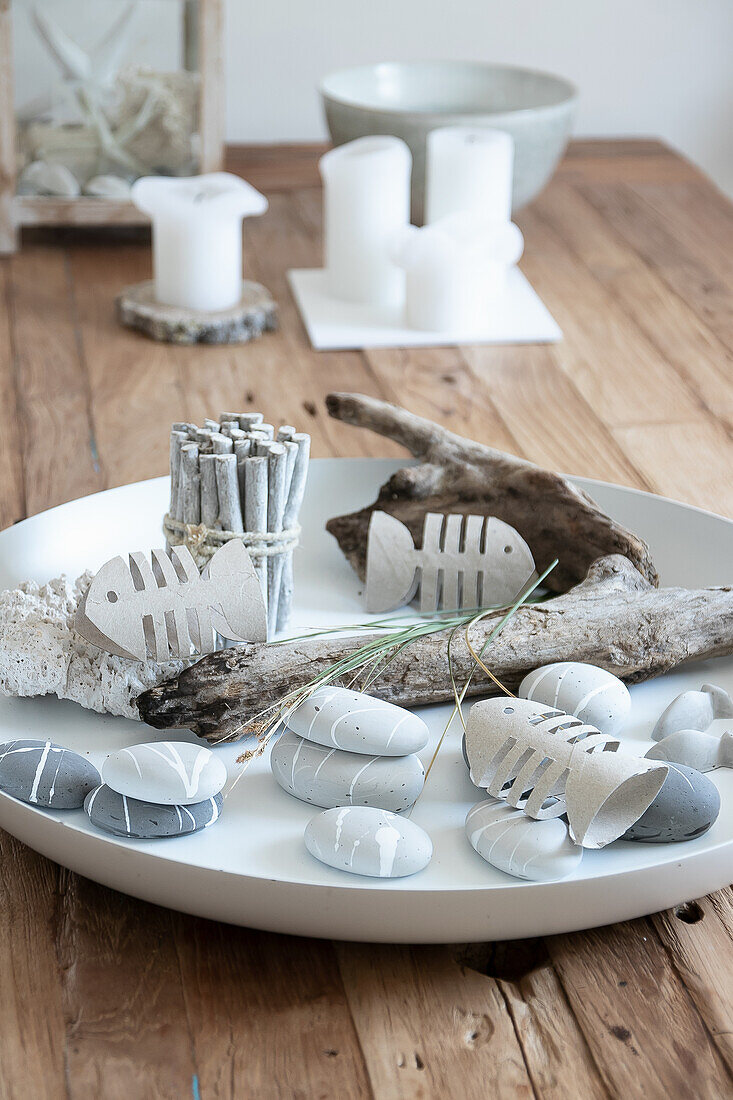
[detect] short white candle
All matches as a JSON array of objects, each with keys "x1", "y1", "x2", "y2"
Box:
[
  {"x1": 320, "y1": 136, "x2": 412, "y2": 306},
  {"x1": 131, "y1": 172, "x2": 268, "y2": 312},
  {"x1": 395, "y1": 213, "x2": 524, "y2": 332},
  {"x1": 425, "y1": 127, "x2": 514, "y2": 225}
]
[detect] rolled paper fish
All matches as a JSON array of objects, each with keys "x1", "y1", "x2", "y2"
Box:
[
  {"x1": 464, "y1": 697, "x2": 668, "y2": 849},
  {"x1": 365, "y1": 510, "x2": 536, "y2": 614},
  {"x1": 646, "y1": 729, "x2": 733, "y2": 772},
  {"x1": 652, "y1": 683, "x2": 733, "y2": 741},
  {"x1": 75, "y1": 540, "x2": 267, "y2": 662}
]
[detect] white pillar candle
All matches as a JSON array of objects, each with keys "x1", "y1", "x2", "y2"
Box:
[
  {"x1": 131, "y1": 172, "x2": 268, "y2": 312},
  {"x1": 395, "y1": 212, "x2": 524, "y2": 332},
  {"x1": 320, "y1": 136, "x2": 412, "y2": 306},
  {"x1": 425, "y1": 127, "x2": 514, "y2": 225}
]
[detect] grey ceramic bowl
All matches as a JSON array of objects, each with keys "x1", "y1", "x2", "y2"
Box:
[{"x1": 320, "y1": 61, "x2": 577, "y2": 223}]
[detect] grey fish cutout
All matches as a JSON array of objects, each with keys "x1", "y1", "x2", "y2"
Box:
[
  {"x1": 75, "y1": 540, "x2": 267, "y2": 662},
  {"x1": 365, "y1": 511, "x2": 536, "y2": 614}
]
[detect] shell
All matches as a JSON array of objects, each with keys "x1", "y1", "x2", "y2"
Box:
[
  {"x1": 645, "y1": 729, "x2": 733, "y2": 773},
  {"x1": 271, "y1": 731, "x2": 424, "y2": 812},
  {"x1": 652, "y1": 684, "x2": 733, "y2": 741},
  {"x1": 287, "y1": 686, "x2": 428, "y2": 756},
  {"x1": 519, "y1": 662, "x2": 630, "y2": 735},
  {"x1": 304, "y1": 806, "x2": 432, "y2": 878},
  {"x1": 466, "y1": 799, "x2": 582, "y2": 880}
]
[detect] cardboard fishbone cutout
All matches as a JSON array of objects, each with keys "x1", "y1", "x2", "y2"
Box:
[
  {"x1": 464, "y1": 697, "x2": 668, "y2": 849},
  {"x1": 365, "y1": 511, "x2": 536, "y2": 614},
  {"x1": 75, "y1": 540, "x2": 267, "y2": 662}
]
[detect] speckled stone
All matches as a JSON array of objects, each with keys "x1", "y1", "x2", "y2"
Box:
[
  {"x1": 271, "y1": 730, "x2": 424, "y2": 811},
  {"x1": 288, "y1": 686, "x2": 429, "y2": 756},
  {"x1": 622, "y1": 762, "x2": 720, "y2": 843},
  {"x1": 466, "y1": 799, "x2": 582, "y2": 881},
  {"x1": 0, "y1": 739, "x2": 100, "y2": 808},
  {"x1": 102, "y1": 741, "x2": 227, "y2": 805},
  {"x1": 84, "y1": 784, "x2": 222, "y2": 839},
  {"x1": 519, "y1": 662, "x2": 631, "y2": 735},
  {"x1": 305, "y1": 806, "x2": 433, "y2": 878}
]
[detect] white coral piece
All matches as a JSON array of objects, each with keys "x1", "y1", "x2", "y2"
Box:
[{"x1": 0, "y1": 573, "x2": 182, "y2": 720}]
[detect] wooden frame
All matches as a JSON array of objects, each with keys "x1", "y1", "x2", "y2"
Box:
[{"x1": 0, "y1": 0, "x2": 224, "y2": 253}]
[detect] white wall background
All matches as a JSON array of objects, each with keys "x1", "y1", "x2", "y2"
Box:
[{"x1": 224, "y1": 0, "x2": 733, "y2": 197}]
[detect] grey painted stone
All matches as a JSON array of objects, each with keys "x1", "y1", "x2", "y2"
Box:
[
  {"x1": 102, "y1": 741, "x2": 227, "y2": 805},
  {"x1": 466, "y1": 799, "x2": 582, "y2": 881},
  {"x1": 519, "y1": 662, "x2": 631, "y2": 735},
  {"x1": 116, "y1": 279, "x2": 278, "y2": 345},
  {"x1": 271, "y1": 730, "x2": 424, "y2": 811},
  {"x1": 288, "y1": 686, "x2": 428, "y2": 756},
  {"x1": 84, "y1": 785, "x2": 223, "y2": 839},
  {"x1": 622, "y1": 762, "x2": 720, "y2": 843},
  {"x1": 305, "y1": 806, "x2": 432, "y2": 878},
  {"x1": 0, "y1": 739, "x2": 100, "y2": 808}
]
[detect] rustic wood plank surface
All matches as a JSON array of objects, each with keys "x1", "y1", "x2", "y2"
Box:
[{"x1": 0, "y1": 139, "x2": 731, "y2": 1099}]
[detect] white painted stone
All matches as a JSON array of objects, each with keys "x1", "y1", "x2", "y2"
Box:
[
  {"x1": 652, "y1": 683, "x2": 733, "y2": 741},
  {"x1": 304, "y1": 806, "x2": 432, "y2": 878},
  {"x1": 84, "y1": 174, "x2": 132, "y2": 199},
  {"x1": 466, "y1": 798, "x2": 583, "y2": 881},
  {"x1": 17, "y1": 160, "x2": 80, "y2": 197},
  {"x1": 270, "y1": 730, "x2": 424, "y2": 811},
  {"x1": 102, "y1": 741, "x2": 227, "y2": 805},
  {"x1": 288, "y1": 686, "x2": 429, "y2": 756},
  {"x1": 519, "y1": 662, "x2": 631, "y2": 735}
]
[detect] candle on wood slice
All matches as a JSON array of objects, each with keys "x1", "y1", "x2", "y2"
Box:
[
  {"x1": 425, "y1": 127, "x2": 514, "y2": 225},
  {"x1": 320, "y1": 136, "x2": 412, "y2": 306},
  {"x1": 395, "y1": 213, "x2": 524, "y2": 332},
  {"x1": 131, "y1": 173, "x2": 268, "y2": 312},
  {"x1": 244, "y1": 456, "x2": 269, "y2": 616}
]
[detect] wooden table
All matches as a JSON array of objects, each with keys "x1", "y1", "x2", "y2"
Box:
[{"x1": 1, "y1": 140, "x2": 732, "y2": 1099}]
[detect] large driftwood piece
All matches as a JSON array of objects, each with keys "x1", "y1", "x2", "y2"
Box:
[
  {"x1": 324, "y1": 392, "x2": 658, "y2": 594},
  {"x1": 137, "y1": 556, "x2": 733, "y2": 742}
]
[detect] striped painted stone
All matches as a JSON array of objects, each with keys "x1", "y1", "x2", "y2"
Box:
[
  {"x1": 288, "y1": 686, "x2": 429, "y2": 756},
  {"x1": 84, "y1": 785, "x2": 223, "y2": 839},
  {"x1": 0, "y1": 739, "x2": 101, "y2": 809},
  {"x1": 305, "y1": 806, "x2": 433, "y2": 878},
  {"x1": 466, "y1": 799, "x2": 583, "y2": 881},
  {"x1": 102, "y1": 741, "x2": 227, "y2": 805},
  {"x1": 518, "y1": 662, "x2": 631, "y2": 735},
  {"x1": 271, "y1": 730, "x2": 424, "y2": 811}
]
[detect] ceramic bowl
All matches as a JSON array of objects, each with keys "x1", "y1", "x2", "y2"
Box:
[{"x1": 320, "y1": 61, "x2": 577, "y2": 223}]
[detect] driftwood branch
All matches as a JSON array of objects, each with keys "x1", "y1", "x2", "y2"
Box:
[
  {"x1": 324, "y1": 392, "x2": 658, "y2": 595},
  {"x1": 137, "y1": 557, "x2": 733, "y2": 743}
]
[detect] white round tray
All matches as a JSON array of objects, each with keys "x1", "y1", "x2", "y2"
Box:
[{"x1": 0, "y1": 459, "x2": 731, "y2": 943}]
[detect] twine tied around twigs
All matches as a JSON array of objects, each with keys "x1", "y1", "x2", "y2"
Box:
[{"x1": 163, "y1": 514, "x2": 301, "y2": 564}]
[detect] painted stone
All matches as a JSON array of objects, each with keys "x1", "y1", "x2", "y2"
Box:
[
  {"x1": 652, "y1": 683, "x2": 733, "y2": 741},
  {"x1": 646, "y1": 729, "x2": 733, "y2": 772},
  {"x1": 102, "y1": 741, "x2": 227, "y2": 805},
  {"x1": 271, "y1": 730, "x2": 424, "y2": 811},
  {"x1": 287, "y1": 686, "x2": 429, "y2": 756},
  {"x1": 304, "y1": 806, "x2": 432, "y2": 878},
  {"x1": 0, "y1": 739, "x2": 100, "y2": 808},
  {"x1": 519, "y1": 662, "x2": 631, "y2": 735},
  {"x1": 84, "y1": 784, "x2": 222, "y2": 838},
  {"x1": 622, "y1": 762, "x2": 720, "y2": 843},
  {"x1": 466, "y1": 799, "x2": 582, "y2": 881},
  {"x1": 84, "y1": 174, "x2": 132, "y2": 199}
]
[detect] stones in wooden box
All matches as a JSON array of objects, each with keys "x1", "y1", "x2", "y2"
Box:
[
  {"x1": 271, "y1": 731, "x2": 424, "y2": 812},
  {"x1": 305, "y1": 806, "x2": 432, "y2": 878},
  {"x1": 0, "y1": 739, "x2": 101, "y2": 808},
  {"x1": 622, "y1": 763, "x2": 720, "y2": 843},
  {"x1": 102, "y1": 741, "x2": 227, "y2": 805},
  {"x1": 519, "y1": 662, "x2": 631, "y2": 736},
  {"x1": 85, "y1": 785, "x2": 222, "y2": 839},
  {"x1": 287, "y1": 686, "x2": 429, "y2": 756},
  {"x1": 466, "y1": 799, "x2": 582, "y2": 881}
]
